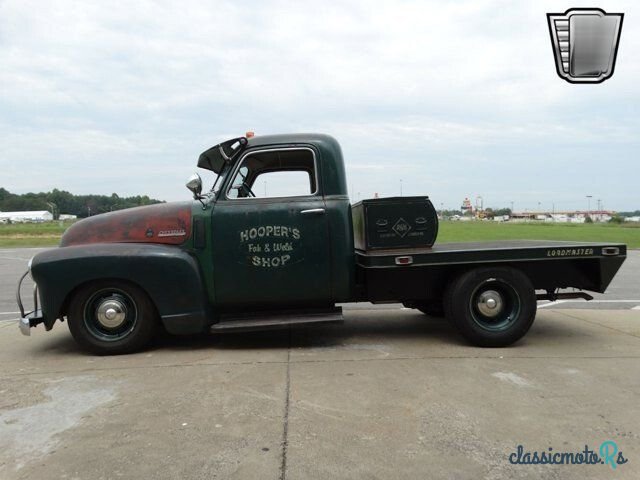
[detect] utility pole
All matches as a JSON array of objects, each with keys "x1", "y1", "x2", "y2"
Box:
[
  {"x1": 510, "y1": 201, "x2": 514, "y2": 214},
  {"x1": 586, "y1": 195, "x2": 592, "y2": 219},
  {"x1": 46, "y1": 202, "x2": 57, "y2": 220},
  {"x1": 399, "y1": 179, "x2": 403, "y2": 197}
]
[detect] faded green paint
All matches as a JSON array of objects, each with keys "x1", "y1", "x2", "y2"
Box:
[
  {"x1": 211, "y1": 196, "x2": 331, "y2": 306},
  {"x1": 188, "y1": 201, "x2": 216, "y2": 304},
  {"x1": 204, "y1": 134, "x2": 354, "y2": 307},
  {"x1": 324, "y1": 194, "x2": 355, "y2": 301}
]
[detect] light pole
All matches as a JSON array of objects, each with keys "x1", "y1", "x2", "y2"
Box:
[
  {"x1": 586, "y1": 195, "x2": 592, "y2": 220},
  {"x1": 510, "y1": 201, "x2": 514, "y2": 214},
  {"x1": 399, "y1": 179, "x2": 403, "y2": 197}
]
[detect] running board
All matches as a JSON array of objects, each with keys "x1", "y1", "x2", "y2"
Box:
[{"x1": 210, "y1": 307, "x2": 343, "y2": 333}]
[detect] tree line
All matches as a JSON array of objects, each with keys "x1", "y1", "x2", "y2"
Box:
[{"x1": 0, "y1": 188, "x2": 163, "y2": 219}]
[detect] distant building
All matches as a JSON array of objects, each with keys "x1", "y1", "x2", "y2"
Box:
[
  {"x1": 461, "y1": 197, "x2": 473, "y2": 215},
  {"x1": 509, "y1": 210, "x2": 614, "y2": 223},
  {"x1": 0, "y1": 211, "x2": 54, "y2": 223},
  {"x1": 59, "y1": 214, "x2": 78, "y2": 221}
]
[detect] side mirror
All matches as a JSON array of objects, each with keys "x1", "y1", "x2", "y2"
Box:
[{"x1": 185, "y1": 173, "x2": 203, "y2": 199}]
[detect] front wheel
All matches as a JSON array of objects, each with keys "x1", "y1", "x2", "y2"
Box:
[
  {"x1": 67, "y1": 281, "x2": 158, "y2": 355},
  {"x1": 444, "y1": 267, "x2": 536, "y2": 347}
]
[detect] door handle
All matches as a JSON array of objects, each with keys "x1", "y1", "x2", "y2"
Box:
[{"x1": 300, "y1": 208, "x2": 326, "y2": 215}]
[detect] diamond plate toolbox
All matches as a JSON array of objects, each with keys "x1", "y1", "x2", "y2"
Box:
[{"x1": 352, "y1": 196, "x2": 439, "y2": 251}]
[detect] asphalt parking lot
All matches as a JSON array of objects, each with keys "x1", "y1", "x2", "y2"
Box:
[{"x1": 1, "y1": 248, "x2": 639, "y2": 479}]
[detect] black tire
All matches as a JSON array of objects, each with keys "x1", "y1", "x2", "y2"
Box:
[
  {"x1": 444, "y1": 267, "x2": 536, "y2": 347},
  {"x1": 67, "y1": 281, "x2": 158, "y2": 355}
]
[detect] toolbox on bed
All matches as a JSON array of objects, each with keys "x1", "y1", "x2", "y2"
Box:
[{"x1": 352, "y1": 196, "x2": 439, "y2": 251}]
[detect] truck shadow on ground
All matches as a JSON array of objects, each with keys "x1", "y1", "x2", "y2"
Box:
[
  {"x1": 30, "y1": 311, "x2": 579, "y2": 356},
  {"x1": 153, "y1": 311, "x2": 463, "y2": 352},
  {"x1": 152, "y1": 310, "x2": 577, "y2": 353}
]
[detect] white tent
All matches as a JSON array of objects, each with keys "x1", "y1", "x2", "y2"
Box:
[{"x1": 0, "y1": 211, "x2": 54, "y2": 223}]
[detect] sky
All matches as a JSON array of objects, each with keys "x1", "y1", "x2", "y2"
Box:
[{"x1": 0, "y1": 0, "x2": 638, "y2": 212}]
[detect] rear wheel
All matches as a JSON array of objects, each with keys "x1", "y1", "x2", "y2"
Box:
[
  {"x1": 67, "y1": 281, "x2": 158, "y2": 355},
  {"x1": 444, "y1": 267, "x2": 536, "y2": 347}
]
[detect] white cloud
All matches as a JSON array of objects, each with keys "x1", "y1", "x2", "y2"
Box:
[{"x1": 0, "y1": 0, "x2": 638, "y2": 209}]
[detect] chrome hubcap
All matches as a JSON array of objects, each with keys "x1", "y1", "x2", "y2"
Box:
[
  {"x1": 477, "y1": 290, "x2": 503, "y2": 318},
  {"x1": 96, "y1": 298, "x2": 127, "y2": 328}
]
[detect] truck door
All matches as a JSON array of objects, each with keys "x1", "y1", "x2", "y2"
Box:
[{"x1": 211, "y1": 147, "x2": 332, "y2": 306}]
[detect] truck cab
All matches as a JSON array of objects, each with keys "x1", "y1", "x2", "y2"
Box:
[{"x1": 197, "y1": 134, "x2": 354, "y2": 308}]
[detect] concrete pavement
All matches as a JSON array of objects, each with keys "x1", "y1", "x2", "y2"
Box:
[{"x1": 1, "y1": 307, "x2": 639, "y2": 479}]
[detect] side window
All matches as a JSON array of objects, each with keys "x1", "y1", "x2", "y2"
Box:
[
  {"x1": 255, "y1": 170, "x2": 313, "y2": 198},
  {"x1": 227, "y1": 149, "x2": 317, "y2": 199}
]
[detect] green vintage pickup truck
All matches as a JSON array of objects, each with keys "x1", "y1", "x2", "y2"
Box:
[{"x1": 17, "y1": 134, "x2": 626, "y2": 354}]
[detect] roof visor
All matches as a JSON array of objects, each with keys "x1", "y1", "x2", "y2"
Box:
[{"x1": 198, "y1": 137, "x2": 248, "y2": 173}]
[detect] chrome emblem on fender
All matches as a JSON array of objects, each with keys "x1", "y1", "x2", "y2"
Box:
[{"x1": 158, "y1": 229, "x2": 187, "y2": 237}]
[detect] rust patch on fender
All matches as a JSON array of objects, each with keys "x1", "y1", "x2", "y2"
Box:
[{"x1": 60, "y1": 202, "x2": 192, "y2": 247}]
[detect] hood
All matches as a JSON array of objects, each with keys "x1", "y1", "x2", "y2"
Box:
[{"x1": 60, "y1": 202, "x2": 193, "y2": 247}]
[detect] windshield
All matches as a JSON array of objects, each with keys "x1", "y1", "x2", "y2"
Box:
[{"x1": 198, "y1": 136, "x2": 247, "y2": 201}]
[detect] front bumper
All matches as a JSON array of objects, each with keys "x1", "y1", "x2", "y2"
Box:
[
  {"x1": 16, "y1": 270, "x2": 44, "y2": 336},
  {"x1": 19, "y1": 311, "x2": 45, "y2": 336}
]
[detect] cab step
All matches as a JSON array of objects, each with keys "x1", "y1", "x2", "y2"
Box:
[{"x1": 210, "y1": 307, "x2": 343, "y2": 333}]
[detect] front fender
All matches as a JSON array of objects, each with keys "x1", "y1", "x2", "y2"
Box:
[{"x1": 30, "y1": 243, "x2": 210, "y2": 334}]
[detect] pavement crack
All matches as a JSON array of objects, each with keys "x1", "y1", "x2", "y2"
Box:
[
  {"x1": 4, "y1": 354, "x2": 640, "y2": 379},
  {"x1": 280, "y1": 329, "x2": 292, "y2": 480}
]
